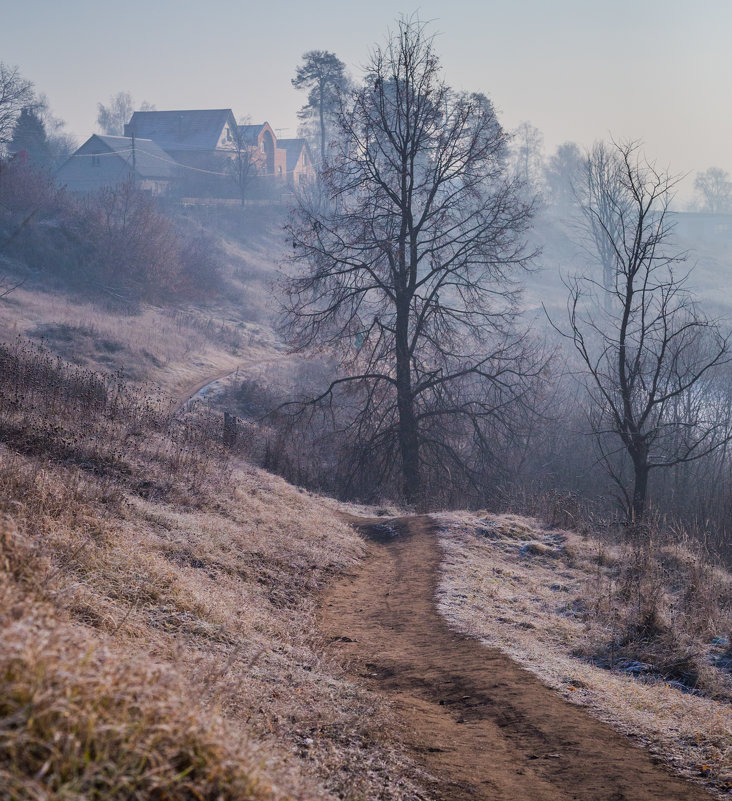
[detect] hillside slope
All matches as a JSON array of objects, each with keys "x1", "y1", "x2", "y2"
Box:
[{"x1": 0, "y1": 336, "x2": 424, "y2": 799}]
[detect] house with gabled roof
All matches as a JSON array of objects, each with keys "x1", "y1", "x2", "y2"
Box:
[
  {"x1": 58, "y1": 109, "x2": 316, "y2": 198},
  {"x1": 123, "y1": 109, "x2": 242, "y2": 196},
  {"x1": 56, "y1": 134, "x2": 177, "y2": 195},
  {"x1": 238, "y1": 122, "x2": 287, "y2": 178},
  {"x1": 124, "y1": 109, "x2": 238, "y2": 160},
  {"x1": 277, "y1": 138, "x2": 314, "y2": 186}
]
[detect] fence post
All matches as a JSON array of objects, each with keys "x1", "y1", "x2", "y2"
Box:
[{"x1": 223, "y1": 411, "x2": 238, "y2": 448}]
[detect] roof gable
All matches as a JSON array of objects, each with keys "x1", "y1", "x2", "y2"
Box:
[
  {"x1": 238, "y1": 121, "x2": 278, "y2": 147},
  {"x1": 125, "y1": 109, "x2": 237, "y2": 152},
  {"x1": 59, "y1": 134, "x2": 178, "y2": 179},
  {"x1": 277, "y1": 138, "x2": 312, "y2": 172}
]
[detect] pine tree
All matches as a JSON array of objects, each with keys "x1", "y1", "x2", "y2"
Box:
[{"x1": 9, "y1": 108, "x2": 52, "y2": 166}]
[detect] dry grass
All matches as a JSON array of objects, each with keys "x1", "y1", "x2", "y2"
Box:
[
  {"x1": 434, "y1": 511, "x2": 732, "y2": 797},
  {"x1": 0, "y1": 284, "x2": 279, "y2": 397},
  {"x1": 0, "y1": 337, "x2": 423, "y2": 800},
  {"x1": 0, "y1": 577, "x2": 275, "y2": 801}
]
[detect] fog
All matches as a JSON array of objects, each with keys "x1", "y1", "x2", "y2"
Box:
[
  {"x1": 3, "y1": 6, "x2": 732, "y2": 542},
  {"x1": 3, "y1": 1, "x2": 732, "y2": 201}
]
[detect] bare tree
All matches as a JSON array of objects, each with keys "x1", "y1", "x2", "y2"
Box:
[
  {"x1": 694, "y1": 167, "x2": 732, "y2": 214},
  {"x1": 31, "y1": 93, "x2": 77, "y2": 167},
  {"x1": 97, "y1": 91, "x2": 154, "y2": 136},
  {"x1": 511, "y1": 121, "x2": 544, "y2": 199},
  {"x1": 228, "y1": 121, "x2": 259, "y2": 207},
  {"x1": 0, "y1": 63, "x2": 34, "y2": 154},
  {"x1": 563, "y1": 140, "x2": 732, "y2": 523},
  {"x1": 282, "y1": 19, "x2": 539, "y2": 504},
  {"x1": 577, "y1": 141, "x2": 630, "y2": 295}
]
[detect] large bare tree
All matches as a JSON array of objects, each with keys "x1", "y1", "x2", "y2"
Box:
[
  {"x1": 0, "y1": 63, "x2": 34, "y2": 154},
  {"x1": 282, "y1": 19, "x2": 539, "y2": 504},
  {"x1": 564, "y1": 140, "x2": 732, "y2": 523}
]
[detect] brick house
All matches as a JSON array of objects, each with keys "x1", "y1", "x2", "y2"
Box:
[{"x1": 277, "y1": 138, "x2": 314, "y2": 186}]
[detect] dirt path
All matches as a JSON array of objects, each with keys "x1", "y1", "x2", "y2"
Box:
[
  {"x1": 320, "y1": 515, "x2": 712, "y2": 800},
  {"x1": 176, "y1": 354, "x2": 287, "y2": 411}
]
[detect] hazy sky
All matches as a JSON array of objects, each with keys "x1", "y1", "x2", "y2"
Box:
[{"x1": 3, "y1": 1, "x2": 731, "y2": 199}]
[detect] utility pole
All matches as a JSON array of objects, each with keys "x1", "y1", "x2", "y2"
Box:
[{"x1": 131, "y1": 131, "x2": 136, "y2": 186}]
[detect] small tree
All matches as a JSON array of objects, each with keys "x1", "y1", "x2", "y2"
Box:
[
  {"x1": 283, "y1": 19, "x2": 538, "y2": 504},
  {"x1": 694, "y1": 167, "x2": 732, "y2": 214},
  {"x1": 292, "y1": 51, "x2": 349, "y2": 165},
  {"x1": 97, "y1": 92, "x2": 154, "y2": 136},
  {"x1": 228, "y1": 123, "x2": 259, "y2": 207},
  {"x1": 564, "y1": 140, "x2": 732, "y2": 523}
]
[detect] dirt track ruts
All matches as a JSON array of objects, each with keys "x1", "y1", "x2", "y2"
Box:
[{"x1": 320, "y1": 515, "x2": 712, "y2": 800}]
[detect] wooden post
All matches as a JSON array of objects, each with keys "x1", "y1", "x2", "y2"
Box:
[{"x1": 223, "y1": 411, "x2": 238, "y2": 448}]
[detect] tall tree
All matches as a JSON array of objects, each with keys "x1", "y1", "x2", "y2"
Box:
[
  {"x1": 292, "y1": 51, "x2": 349, "y2": 165},
  {"x1": 563, "y1": 141, "x2": 732, "y2": 523},
  {"x1": 511, "y1": 121, "x2": 544, "y2": 199},
  {"x1": 0, "y1": 63, "x2": 34, "y2": 154},
  {"x1": 694, "y1": 167, "x2": 732, "y2": 214},
  {"x1": 283, "y1": 19, "x2": 538, "y2": 504},
  {"x1": 97, "y1": 91, "x2": 154, "y2": 136},
  {"x1": 544, "y1": 141, "x2": 583, "y2": 211}
]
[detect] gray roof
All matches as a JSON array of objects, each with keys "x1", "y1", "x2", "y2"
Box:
[
  {"x1": 238, "y1": 123, "x2": 267, "y2": 145},
  {"x1": 125, "y1": 109, "x2": 236, "y2": 152},
  {"x1": 93, "y1": 135, "x2": 178, "y2": 177},
  {"x1": 277, "y1": 138, "x2": 311, "y2": 172},
  {"x1": 57, "y1": 134, "x2": 178, "y2": 180}
]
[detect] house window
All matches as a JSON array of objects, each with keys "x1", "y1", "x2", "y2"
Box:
[{"x1": 91, "y1": 155, "x2": 100, "y2": 167}]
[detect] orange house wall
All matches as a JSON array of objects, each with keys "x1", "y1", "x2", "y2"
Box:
[{"x1": 274, "y1": 147, "x2": 287, "y2": 177}]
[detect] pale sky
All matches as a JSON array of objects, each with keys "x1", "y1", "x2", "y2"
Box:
[{"x1": 2, "y1": 1, "x2": 731, "y2": 200}]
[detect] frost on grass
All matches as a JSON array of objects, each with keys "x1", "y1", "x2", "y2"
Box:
[
  {"x1": 0, "y1": 340, "x2": 422, "y2": 801},
  {"x1": 434, "y1": 511, "x2": 732, "y2": 795}
]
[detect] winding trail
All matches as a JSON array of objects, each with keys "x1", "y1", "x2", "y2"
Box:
[{"x1": 320, "y1": 515, "x2": 712, "y2": 800}]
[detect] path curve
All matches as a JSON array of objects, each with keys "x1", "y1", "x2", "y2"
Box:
[
  {"x1": 176, "y1": 354, "x2": 287, "y2": 412},
  {"x1": 320, "y1": 515, "x2": 712, "y2": 801}
]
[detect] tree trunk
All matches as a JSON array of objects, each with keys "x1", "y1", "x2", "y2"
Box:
[
  {"x1": 631, "y1": 459, "x2": 649, "y2": 523},
  {"x1": 395, "y1": 299, "x2": 420, "y2": 504},
  {"x1": 319, "y1": 81, "x2": 326, "y2": 165}
]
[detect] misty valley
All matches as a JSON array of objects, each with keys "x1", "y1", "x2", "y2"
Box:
[{"x1": 1, "y1": 11, "x2": 730, "y2": 801}]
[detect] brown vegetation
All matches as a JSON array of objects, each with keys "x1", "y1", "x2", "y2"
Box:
[
  {"x1": 0, "y1": 338, "x2": 422, "y2": 799},
  {"x1": 0, "y1": 160, "x2": 224, "y2": 307}
]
